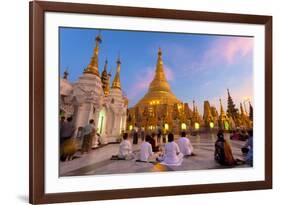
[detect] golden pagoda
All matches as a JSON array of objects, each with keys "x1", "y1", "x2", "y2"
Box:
[
  {"x1": 239, "y1": 102, "x2": 252, "y2": 128},
  {"x1": 83, "y1": 33, "x2": 102, "y2": 76},
  {"x1": 218, "y1": 98, "x2": 231, "y2": 130},
  {"x1": 127, "y1": 48, "x2": 183, "y2": 133},
  {"x1": 203, "y1": 100, "x2": 214, "y2": 127},
  {"x1": 135, "y1": 48, "x2": 181, "y2": 107}
]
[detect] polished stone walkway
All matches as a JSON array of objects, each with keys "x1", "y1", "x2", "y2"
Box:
[{"x1": 60, "y1": 133, "x2": 250, "y2": 176}]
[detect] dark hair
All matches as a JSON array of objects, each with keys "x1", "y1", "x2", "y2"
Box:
[
  {"x1": 181, "y1": 131, "x2": 186, "y2": 137},
  {"x1": 248, "y1": 129, "x2": 253, "y2": 137},
  {"x1": 145, "y1": 135, "x2": 151, "y2": 142},
  {"x1": 67, "y1": 117, "x2": 73, "y2": 122},
  {"x1": 168, "y1": 133, "x2": 174, "y2": 142},
  {"x1": 217, "y1": 130, "x2": 224, "y2": 141},
  {"x1": 89, "y1": 119, "x2": 94, "y2": 124},
  {"x1": 123, "y1": 133, "x2": 128, "y2": 140}
]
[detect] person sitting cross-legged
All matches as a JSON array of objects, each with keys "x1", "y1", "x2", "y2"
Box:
[
  {"x1": 159, "y1": 133, "x2": 184, "y2": 166},
  {"x1": 177, "y1": 131, "x2": 194, "y2": 156},
  {"x1": 111, "y1": 133, "x2": 134, "y2": 160},
  {"x1": 139, "y1": 135, "x2": 154, "y2": 162}
]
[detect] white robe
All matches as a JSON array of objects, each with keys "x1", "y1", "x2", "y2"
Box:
[
  {"x1": 161, "y1": 141, "x2": 183, "y2": 166},
  {"x1": 118, "y1": 140, "x2": 132, "y2": 158},
  {"x1": 140, "y1": 141, "x2": 153, "y2": 161},
  {"x1": 177, "y1": 137, "x2": 193, "y2": 156}
]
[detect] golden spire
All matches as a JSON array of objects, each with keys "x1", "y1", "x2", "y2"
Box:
[
  {"x1": 83, "y1": 32, "x2": 102, "y2": 76},
  {"x1": 101, "y1": 59, "x2": 110, "y2": 96},
  {"x1": 240, "y1": 102, "x2": 245, "y2": 115},
  {"x1": 134, "y1": 48, "x2": 180, "y2": 107},
  {"x1": 111, "y1": 55, "x2": 122, "y2": 89},
  {"x1": 193, "y1": 100, "x2": 196, "y2": 112},
  {"x1": 219, "y1": 98, "x2": 225, "y2": 115},
  {"x1": 148, "y1": 48, "x2": 170, "y2": 92}
]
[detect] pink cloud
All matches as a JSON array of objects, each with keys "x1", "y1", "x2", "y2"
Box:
[
  {"x1": 204, "y1": 37, "x2": 253, "y2": 65},
  {"x1": 164, "y1": 66, "x2": 174, "y2": 81},
  {"x1": 127, "y1": 67, "x2": 154, "y2": 100}
]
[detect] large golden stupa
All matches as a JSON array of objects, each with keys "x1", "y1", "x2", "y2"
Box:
[
  {"x1": 127, "y1": 48, "x2": 253, "y2": 134},
  {"x1": 135, "y1": 48, "x2": 181, "y2": 107}
]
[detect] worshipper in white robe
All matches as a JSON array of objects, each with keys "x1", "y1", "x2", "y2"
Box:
[
  {"x1": 139, "y1": 135, "x2": 154, "y2": 162},
  {"x1": 118, "y1": 133, "x2": 134, "y2": 160},
  {"x1": 161, "y1": 133, "x2": 183, "y2": 166},
  {"x1": 177, "y1": 131, "x2": 194, "y2": 156}
]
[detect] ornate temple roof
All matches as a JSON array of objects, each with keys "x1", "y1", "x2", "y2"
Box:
[{"x1": 135, "y1": 48, "x2": 181, "y2": 107}]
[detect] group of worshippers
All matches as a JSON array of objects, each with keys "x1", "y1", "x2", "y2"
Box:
[
  {"x1": 112, "y1": 131, "x2": 194, "y2": 166},
  {"x1": 60, "y1": 116, "x2": 96, "y2": 161},
  {"x1": 114, "y1": 129, "x2": 254, "y2": 167}
]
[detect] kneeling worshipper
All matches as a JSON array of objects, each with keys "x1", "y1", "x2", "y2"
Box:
[
  {"x1": 111, "y1": 133, "x2": 134, "y2": 160},
  {"x1": 177, "y1": 131, "x2": 194, "y2": 156},
  {"x1": 138, "y1": 135, "x2": 154, "y2": 162},
  {"x1": 159, "y1": 133, "x2": 183, "y2": 166}
]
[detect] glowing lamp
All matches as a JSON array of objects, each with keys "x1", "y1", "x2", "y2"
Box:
[
  {"x1": 209, "y1": 122, "x2": 214, "y2": 129},
  {"x1": 164, "y1": 123, "x2": 169, "y2": 130},
  {"x1": 194, "y1": 122, "x2": 200, "y2": 130},
  {"x1": 224, "y1": 122, "x2": 229, "y2": 130},
  {"x1": 129, "y1": 125, "x2": 133, "y2": 131},
  {"x1": 181, "y1": 123, "x2": 187, "y2": 130}
]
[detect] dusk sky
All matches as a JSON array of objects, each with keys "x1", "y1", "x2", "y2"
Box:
[{"x1": 59, "y1": 27, "x2": 253, "y2": 114}]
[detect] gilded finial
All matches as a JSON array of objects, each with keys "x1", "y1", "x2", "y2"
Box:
[
  {"x1": 103, "y1": 58, "x2": 108, "y2": 72},
  {"x1": 117, "y1": 52, "x2": 121, "y2": 65},
  {"x1": 158, "y1": 47, "x2": 162, "y2": 57},
  {"x1": 95, "y1": 30, "x2": 102, "y2": 43},
  {"x1": 63, "y1": 68, "x2": 69, "y2": 79},
  {"x1": 219, "y1": 98, "x2": 225, "y2": 115},
  {"x1": 83, "y1": 32, "x2": 102, "y2": 76},
  {"x1": 111, "y1": 55, "x2": 122, "y2": 89}
]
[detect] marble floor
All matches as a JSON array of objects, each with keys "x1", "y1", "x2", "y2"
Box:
[{"x1": 60, "y1": 133, "x2": 251, "y2": 176}]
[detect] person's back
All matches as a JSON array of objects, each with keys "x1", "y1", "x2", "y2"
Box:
[
  {"x1": 119, "y1": 139, "x2": 132, "y2": 158},
  {"x1": 177, "y1": 132, "x2": 193, "y2": 156},
  {"x1": 140, "y1": 140, "x2": 153, "y2": 161},
  {"x1": 177, "y1": 137, "x2": 191, "y2": 156},
  {"x1": 164, "y1": 141, "x2": 182, "y2": 164}
]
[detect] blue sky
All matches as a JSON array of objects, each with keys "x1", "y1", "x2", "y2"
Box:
[{"x1": 59, "y1": 27, "x2": 253, "y2": 114}]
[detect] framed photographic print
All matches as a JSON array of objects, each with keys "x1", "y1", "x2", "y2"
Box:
[{"x1": 29, "y1": 1, "x2": 272, "y2": 204}]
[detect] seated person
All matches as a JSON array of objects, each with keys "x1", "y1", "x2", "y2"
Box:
[
  {"x1": 111, "y1": 133, "x2": 134, "y2": 160},
  {"x1": 149, "y1": 133, "x2": 159, "y2": 152},
  {"x1": 177, "y1": 131, "x2": 194, "y2": 156},
  {"x1": 159, "y1": 133, "x2": 183, "y2": 166},
  {"x1": 242, "y1": 129, "x2": 253, "y2": 166},
  {"x1": 139, "y1": 135, "x2": 154, "y2": 162},
  {"x1": 214, "y1": 130, "x2": 237, "y2": 166}
]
